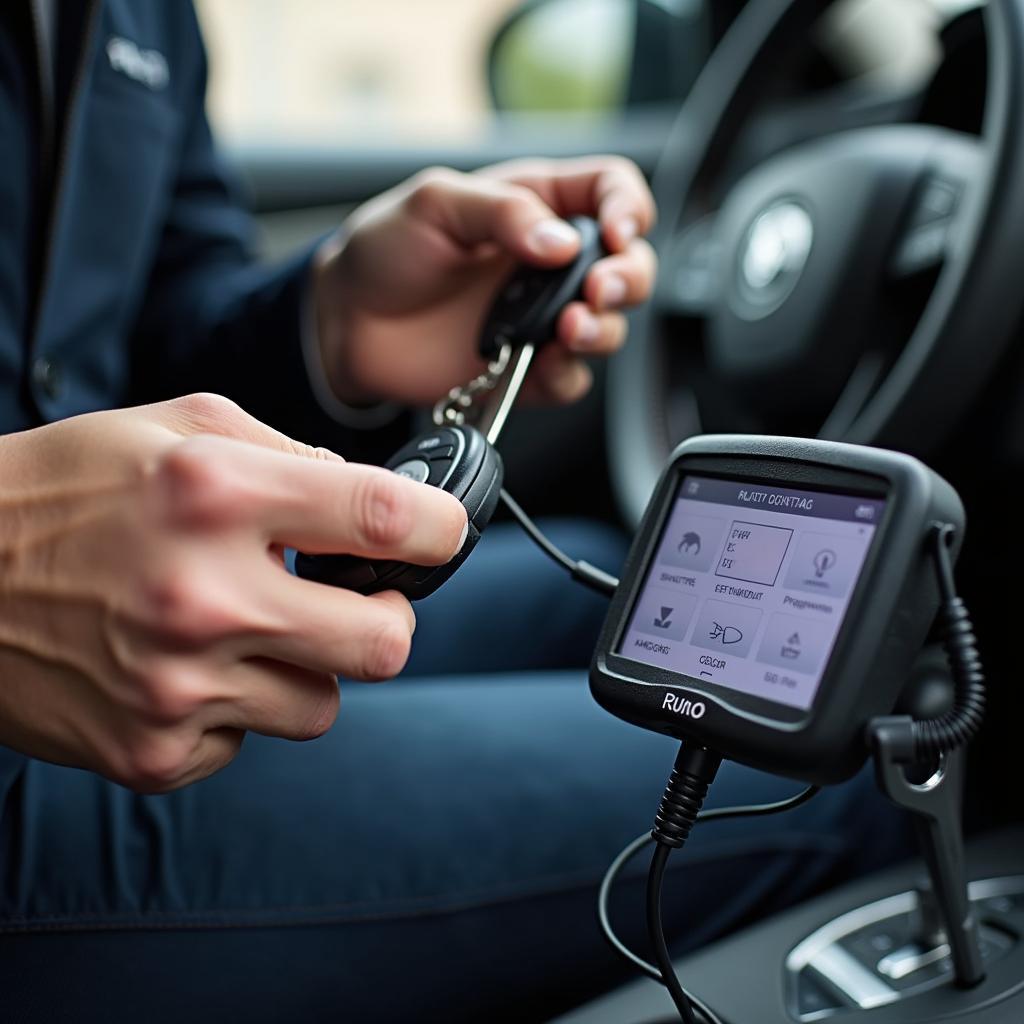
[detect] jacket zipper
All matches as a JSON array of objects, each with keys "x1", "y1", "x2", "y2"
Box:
[{"x1": 27, "y1": 0, "x2": 101, "y2": 367}]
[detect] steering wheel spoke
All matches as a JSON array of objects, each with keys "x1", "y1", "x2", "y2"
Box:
[{"x1": 657, "y1": 213, "x2": 724, "y2": 317}]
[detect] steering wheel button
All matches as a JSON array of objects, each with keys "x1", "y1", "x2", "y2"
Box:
[
  {"x1": 892, "y1": 222, "x2": 949, "y2": 277},
  {"x1": 392, "y1": 458, "x2": 430, "y2": 483},
  {"x1": 915, "y1": 178, "x2": 960, "y2": 225}
]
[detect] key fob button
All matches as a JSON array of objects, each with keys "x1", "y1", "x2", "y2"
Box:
[
  {"x1": 425, "y1": 445, "x2": 455, "y2": 460},
  {"x1": 415, "y1": 432, "x2": 455, "y2": 453},
  {"x1": 427, "y1": 458, "x2": 454, "y2": 486},
  {"x1": 392, "y1": 458, "x2": 430, "y2": 483}
]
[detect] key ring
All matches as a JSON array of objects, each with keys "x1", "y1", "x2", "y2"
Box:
[{"x1": 432, "y1": 341, "x2": 512, "y2": 427}]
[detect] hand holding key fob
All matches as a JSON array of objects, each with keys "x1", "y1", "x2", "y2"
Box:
[
  {"x1": 296, "y1": 216, "x2": 606, "y2": 600},
  {"x1": 478, "y1": 214, "x2": 609, "y2": 360},
  {"x1": 295, "y1": 425, "x2": 502, "y2": 600}
]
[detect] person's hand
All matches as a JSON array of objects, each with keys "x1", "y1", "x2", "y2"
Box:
[
  {"x1": 313, "y1": 156, "x2": 657, "y2": 407},
  {"x1": 0, "y1": 394, "x2": 466, "y2": 792}
]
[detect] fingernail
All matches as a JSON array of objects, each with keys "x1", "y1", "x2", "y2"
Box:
[
  {"x1": 565, "y1": 361, "x2": 593, "y2": 401},
  {"x1": 618, "y1": 217, "x2": 638, "y2": 243},
  {"x1": 600, "y1": 275, "x2": 627, "y2": 309},
  {"x1": 574, "y1": 312, "x2": 601, "y2": 348},
  {"x1": 453, "y1": 519, "x2": 469, "y2": 557},
  {"x1": 529, "y1": 219, "x2": 580, "y2": 255}
]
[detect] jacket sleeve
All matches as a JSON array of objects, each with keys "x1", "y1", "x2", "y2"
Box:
[{"x1": 129, "y1": 6, "x2": 405, "y2": 458}]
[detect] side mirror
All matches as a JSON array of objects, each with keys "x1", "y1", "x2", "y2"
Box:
[{"x1": 486, "y1": 0, "x2": 711, "y2": 115}]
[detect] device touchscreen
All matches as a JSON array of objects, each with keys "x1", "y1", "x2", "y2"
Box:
[{"x1": 618, "y1": 475, "x2": 886, "y2": 710}]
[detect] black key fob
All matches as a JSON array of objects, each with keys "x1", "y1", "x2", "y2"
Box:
[
  {"x1": 478, "y1": 215, "x2": 609, "y2": 360},
  {"x1": 294, "y1": 425, "x2": 503, "y2": 601}
]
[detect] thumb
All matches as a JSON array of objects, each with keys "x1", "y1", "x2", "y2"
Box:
[
  {"x1": 409, "y1": 169, "x2": 582, "y2": 267},
  {"x1": 155, "y1": 393, "x2": 346, "y2": 463}
]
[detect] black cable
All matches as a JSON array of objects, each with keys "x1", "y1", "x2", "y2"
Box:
[
  {"x1": 648, "y1": 843, "x2": 698, "y2": 1024},
  {"x1": 598, "y1": 784, "x2": 820, "y2": 1023},
  {"x1": 499, "y1": 488, "x2": 619, "y2": 596},
  {"x1": 599, "y1": 832, "x2": 665, "y2": 982},
  {"x1": 696, "y1": 783, "x2": 821, "y2": 823},
  {"x1": 637, "y1": 744, "x2": 722, "y2": 1022}
]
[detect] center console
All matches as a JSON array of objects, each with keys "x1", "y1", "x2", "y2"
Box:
[{"x1": 552, "y1": 828, "x2": 1024, "y2": 1024}]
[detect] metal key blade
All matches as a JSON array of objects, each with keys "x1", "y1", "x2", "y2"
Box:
[{"x1": 477, "y1": 342, "x2": 536, "y2": 446}]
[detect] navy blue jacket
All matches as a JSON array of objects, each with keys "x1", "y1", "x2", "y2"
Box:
[{"x1": 0, "y1": 0, "x2": 363, "y2": 447}]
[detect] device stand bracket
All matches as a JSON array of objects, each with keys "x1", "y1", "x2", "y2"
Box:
[{"x1": 868, "y1": 715, "x2": 985, "y2": 988}]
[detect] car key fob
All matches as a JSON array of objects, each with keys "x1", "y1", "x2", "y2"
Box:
[
  {"x1": 294, "y1": 425, "x2": 503, "y2": 601},
  {"x1": 478, "y1": 214, "x2": 608, "y2": 360}
]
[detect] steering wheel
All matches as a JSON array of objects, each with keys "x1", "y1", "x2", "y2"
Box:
[{"x1": 609, "y1": 0, "x2": 1024, "y2": 526}]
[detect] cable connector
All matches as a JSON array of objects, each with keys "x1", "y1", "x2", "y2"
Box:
[{"x1": 652, "y1": 744, "x2": 722, "y2": 849}]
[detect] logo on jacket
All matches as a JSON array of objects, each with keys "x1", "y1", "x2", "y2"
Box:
[{"x1": 106, "y1": 37, "x2": 169, "y2": 91}]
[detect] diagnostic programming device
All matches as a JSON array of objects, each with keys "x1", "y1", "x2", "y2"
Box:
[{"x1": 590, "y1": 435, "x2": 964, "y2": 785}]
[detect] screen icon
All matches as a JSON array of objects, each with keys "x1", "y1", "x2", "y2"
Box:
[
  {"x1": 708, "y1": 622, "x2": 744, "y2": 646},
  {"x1": 678, "y1": 532, "x2": 702, "y2": 557},
  {"x1": 784, "y1": 532, "x2": 866, "y2": 599},
  {"x1": 632, "y1": 590, "x2": 698, "y2": 642},
  {"x1": 660, "y1": 514, "x2": 725, "y2": 574},
  {"x1": 690, "y1": 600, "x2": 761, "y2": 659},
  {"x1": 812, "y1": 549, "x2": 837, "y2": 578},
  {"x1": 654, "y1": 607, "x2": 674, "y2": 630},
  {"x1": 780, "y1": 632, "x2": 801, "y2": 659},
  {"x1": 757, "y1": 614, "x2": 828, "y2": 677}
]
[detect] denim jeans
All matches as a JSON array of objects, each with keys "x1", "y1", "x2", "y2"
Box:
[{"x1": 0, "y1": 521, "x2": 911, "y2": 1023}]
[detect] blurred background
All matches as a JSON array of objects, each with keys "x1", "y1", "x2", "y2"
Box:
[
  {"x1": 195, "y1": 0, "x2": 973, "y2": 149},
  {"x1": 189, "y1": 0, "x2": 986, "y2": 521}
]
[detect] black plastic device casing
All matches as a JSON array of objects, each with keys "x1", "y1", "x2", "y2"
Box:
[{"x1": 590, "y1": 435, "x2": 964, "y2": 786}]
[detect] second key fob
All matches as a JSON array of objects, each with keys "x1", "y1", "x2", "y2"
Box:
[
  {"x1": 478, "y1": 215, "x2": 608, "y2": 360},
  {"x1": 294, "y1": 425, "x2": 503, "y2": 601}
]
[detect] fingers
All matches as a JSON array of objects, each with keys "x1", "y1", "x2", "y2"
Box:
[
  {"x1": 401, "y1": 161, "x2": 656, "y2": 364},
  {"x1": 109, "y1": 716, "x2": 247, "y2": 794},
  {"x1": 480, "y1": 156, "x2": 657, "y2": 253},
  {"x1": 213, "y1": 658, "x2": 343, "y2": 740},
  {"x1": 405, "y1": 168, "x2": 582, "y2": 267},
  {"x1": 554, "y1": 235, "x2": 653, "y2": 358},
  {"x1": 523, "y1": 347, "x2": 593, "y2": 404},
  {"x1": 583, "y1": 237, "x2": 658, "y2": 312},
  {"x1": 156, "y1": 435, "x2": 467, "y2": 563},
  {"x1": 156, "y1": 392, "x2": 346, "y2": 463},
  {"x1": 261, "y1": 456, "x2": 468, "y2": 561},
  {"x1": 247, "y1": 575, "x2": 417, "y2": 681},
  {"x1": 176, "y1": 727, "x2": 246, "y2": 789},
  {"x1": 557, "y1": 304, "x2": 628, "y2": 356},
  {"x1": 123, "y1": 663, "x2": 337, "y2": 791}
]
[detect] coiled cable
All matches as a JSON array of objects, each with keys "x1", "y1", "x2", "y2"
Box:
[{"x1": 911, "y1": 524, "x2": 986, "y2": 759}]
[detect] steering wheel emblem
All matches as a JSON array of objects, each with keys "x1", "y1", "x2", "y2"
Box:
[{"x1": 735, "y1": 200, "x2": 813, "y2": 319}]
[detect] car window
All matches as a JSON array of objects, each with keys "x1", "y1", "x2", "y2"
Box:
[
  {"x1": 193, "y1": 0, "x2": 712, "y2": 148},
  {"x1": 195, "y1": 0, "x2": 569, "y2": 147}
]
